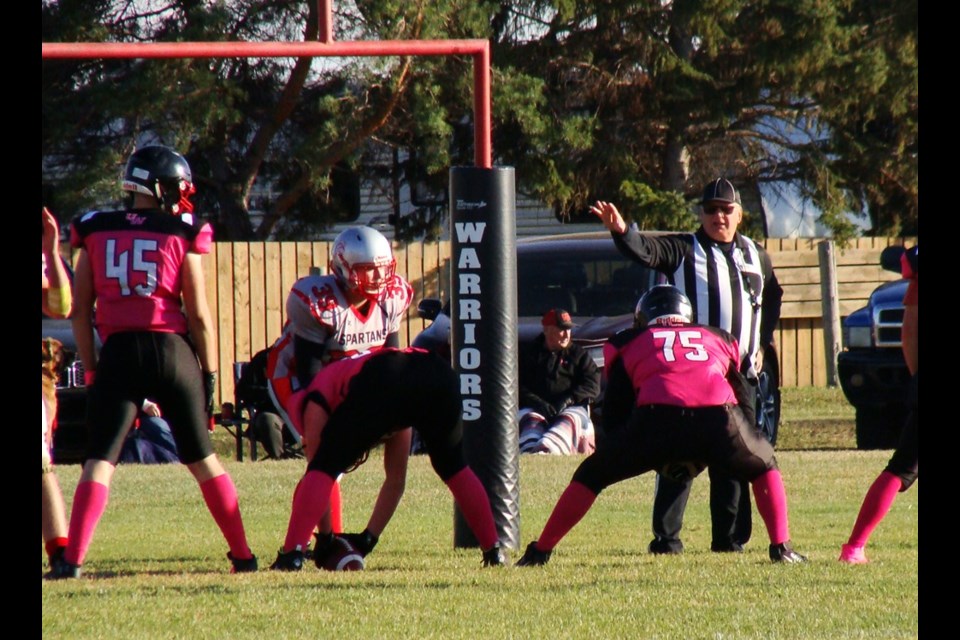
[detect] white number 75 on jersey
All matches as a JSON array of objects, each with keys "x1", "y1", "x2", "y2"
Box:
[{"x1": 651, "y1": 329, "x2": 708, "y2": 362}]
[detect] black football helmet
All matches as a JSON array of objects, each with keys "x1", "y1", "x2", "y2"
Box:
[
  {"x1": 121, "y1": 145, "x2": 194, "y2": 213},
  {"x1": 635, "y1": 285, "x2": 694, "y2": 327}
]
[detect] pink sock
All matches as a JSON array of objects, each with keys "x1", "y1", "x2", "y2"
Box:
[
  {"x1": 538, "y1": 482, "x2": 597, "y2": 551},
  {"x1": 752, "y1": 470, "x2": 790, "y2": 545},
  {"x1": 64, "y1": 481, "x2": 110, "y2": 565},
  {"x1": 286, "y1": 475, "x2": 330, "y2": 536},
  {"x1": 445, "y1": 468, "x2": 498, "y2": 549},
  {"x1": 199, "y1": 474, "x2": 252, "y2": 559},
  {"x1": 283, "y1": 471, "x2": 334, "y2": 552},
  {"x1": 847, "y1": 471, "x2": 903, "y2": 548}
]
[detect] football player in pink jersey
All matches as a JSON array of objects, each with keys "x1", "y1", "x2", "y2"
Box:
[
  {"x1": 274, "y1": 346, "x2": 505, "y2": 570},
  {"x1": 839, "y1": 245, "x2": 918, "y2": 564},
  {"x1": 267, "y1": 226, "x2": 422, "y2": 571},
  {"x1": 45, "y1": 146, "x2": 257, "y2": 579},
  {"x1": 517, "y1": 285, "x2": 806, "y2": 566}
]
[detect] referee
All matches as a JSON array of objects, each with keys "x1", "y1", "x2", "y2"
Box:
[{"x1": 590, "y1": 178, "x2": 783, "y2": 554}]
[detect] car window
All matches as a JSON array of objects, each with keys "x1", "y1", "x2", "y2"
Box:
[{"x1": 517, "y1": 247, "x2": 658, "y2": 317}]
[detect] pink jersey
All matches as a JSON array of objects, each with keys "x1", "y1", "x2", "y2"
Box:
[
  {"x1": 285, "y1": 346, "x2": 427, "y2": 434},
  {"x1": 901, "y1": 245, "x2": 918, "y2": 306},
  {"x1": 605, "y1": 323, "x2": 741, "y2": 407},
  {"x1": 70, "y1": 209, "x2": 212, "y2": 341},
  {"x1": 267, "y1": 272, "x2": 413, "y2": 398}
]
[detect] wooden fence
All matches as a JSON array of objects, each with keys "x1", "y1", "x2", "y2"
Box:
[
  {"x1": 204, "y1": 237, "x2": 912, "y2": 404},
  {"x1": 763, "y1": 237, "x2": 912, "y2": 387}
]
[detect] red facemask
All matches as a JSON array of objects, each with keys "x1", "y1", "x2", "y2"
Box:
[
  {"x1": 176, "y1": 181, "x2": 197, "y2": 214},
  {"x1": 351, "y1": 259, "x2": 397, "y2": 300}
]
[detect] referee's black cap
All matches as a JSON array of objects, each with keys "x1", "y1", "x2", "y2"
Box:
[{"x1": 699, "y1": 178, "x2": 741, "y2": 205}]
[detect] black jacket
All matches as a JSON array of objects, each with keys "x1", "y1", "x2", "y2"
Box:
[{"x1": 518, "y1": 334, "x2": 600, "y2": 414}]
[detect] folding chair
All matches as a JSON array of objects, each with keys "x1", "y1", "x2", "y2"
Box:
[
  {"x1": 216, "y1": 361, "x2": 259, "y2": 461},
  {"x1": 221, "y1": 351, "x2": 305, "y2": 461}
]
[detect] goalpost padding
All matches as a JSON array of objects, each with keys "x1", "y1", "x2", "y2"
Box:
[{"x1": 449, "y1": 166, "x2": 520, "y2": 550}]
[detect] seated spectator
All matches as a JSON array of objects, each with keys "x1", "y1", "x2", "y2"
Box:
[
  {"x1": 120, "y1": 400, "x2": 180, "y2": 464},
  {"x1": 238, "y1": 348, "x2": 304, "y2": 460},
  {"x1": 518, "y1": 308, "x2": 600, "y2": 454},
  {"x1": 250, "y1": 408, "x2": 304, "y2": 460}
]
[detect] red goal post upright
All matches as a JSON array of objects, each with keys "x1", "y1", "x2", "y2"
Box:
[{"x1": 43, "y1": 11, "x2": 523, "y2": 553}]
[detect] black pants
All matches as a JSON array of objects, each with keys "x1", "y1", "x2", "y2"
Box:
[
  {"x1": 306, "y1": 350, "x2": 468, "y2": 481},
  {"x1": 577, "y1": 403, "x2": 771, "y2": 553},
  {"x1": 86, "y1": 332, "x2": 212, "y2": 465},
  {"x1": 651, "y1": 470, "x2": 752, "y2": 550},
  {"x1": 885, "y1": 371, "x2": 918, "y2": 490}
]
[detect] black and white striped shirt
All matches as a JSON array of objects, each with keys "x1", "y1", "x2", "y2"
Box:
[{"x1": 613, "y1": 227, "x2": 782, "y2": 368}]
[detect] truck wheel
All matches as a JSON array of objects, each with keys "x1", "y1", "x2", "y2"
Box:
[{"x1": 855, "y1": 405, "x2": 906, "y2": 450}]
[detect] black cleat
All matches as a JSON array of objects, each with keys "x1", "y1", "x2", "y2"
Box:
[
  {"x1": 481, "y1": 543, "x2": 506, "y2": 567},
  {"x1": 228, "y1": 552, "x2": 259, "y2": 573},
  {"x1": 270, "y1": 547, "x2": 306, "y2": 572},
  {"x1": 769, "y1": 542, "x2": 807, "y2": 563},
  {"x1": 48, "y1": 545, "x2": 67, "y2": 568},
  {"x1": 311, "y1": 532, "x2": 337, "y2": 571},
  {"x1": 516, "y1": 541, "x2": 551, "y2": 567},
  {"x1": 648, "y1": 537, "x2": 684, "y2": 555},
  {"x1": 44, "y1": 557, "x2": 82, "y2": 580}
]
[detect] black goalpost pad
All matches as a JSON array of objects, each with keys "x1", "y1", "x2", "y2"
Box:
[{"x1": 449, "y1": 166, "x2": 521, "y2": 550}]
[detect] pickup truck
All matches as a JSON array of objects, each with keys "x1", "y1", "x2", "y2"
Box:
[{"x1": 837, "y1": 246, "x2": 910, "y2": 449}]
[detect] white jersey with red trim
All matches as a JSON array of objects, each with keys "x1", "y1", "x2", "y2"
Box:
[
  {"x1": 266, "y1": 272, "x2": 413, "y2": 416},
  {"x1": 286, "y1": 273, "x2": 412, "y2": 354}
]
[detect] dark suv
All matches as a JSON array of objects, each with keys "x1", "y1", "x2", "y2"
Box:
[
  {"x1": 837, "y1": 246, "x2": 910, "y2": 449},
  {"x1": 416, "y1": 231, "x2": 781, "y2": 443}
]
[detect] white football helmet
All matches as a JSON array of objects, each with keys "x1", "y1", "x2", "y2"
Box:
[{"x1": 329, "y1": 226, "x2": 396, "y2": 300}]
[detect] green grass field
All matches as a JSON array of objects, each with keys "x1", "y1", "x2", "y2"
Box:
[{"x1": 42, "y1": 388, "x2": 917, "y2": 639}]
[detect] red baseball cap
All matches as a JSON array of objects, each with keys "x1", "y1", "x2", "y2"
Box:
[{"x1": 542, "y1": 308, "x2": 575, "y2": 329}]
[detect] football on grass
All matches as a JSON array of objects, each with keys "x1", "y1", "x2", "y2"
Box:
[{"x1": 317, "y1": 536, "x2": 365, "y2": 571}]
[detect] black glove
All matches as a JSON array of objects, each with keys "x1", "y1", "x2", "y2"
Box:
[
  {"x1": 203, "y1": 371, "x2": 218, "y2": 417},
  {"x1": 339, "y1": 529, "x2": 379, "y2": 557},
  {"x1": 551, "y1": 396, "x2": 574, "y2": 415},
  {"x1": 524, "y1": 396, "x2": 556, "y2": 418}
]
